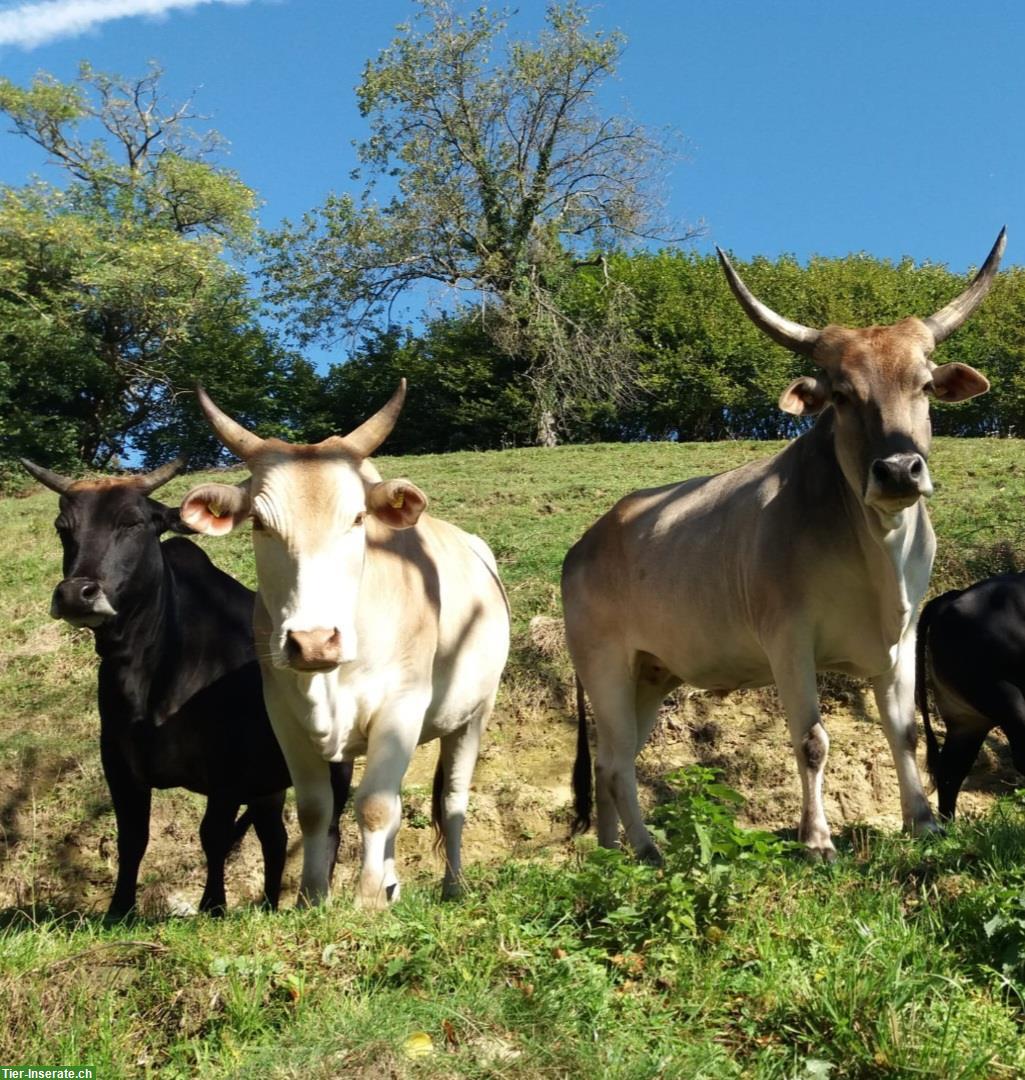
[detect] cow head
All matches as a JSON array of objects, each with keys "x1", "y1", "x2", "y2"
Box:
[
  {"x1": 718, "y1": 230, "x2": 1002, "y2": 526},
  {"x1": 179, "y1": 381, "x2": 426, "y2": 673},
  {"x1": 21, "y1": 458, "x2": 188, "y2": 628}
]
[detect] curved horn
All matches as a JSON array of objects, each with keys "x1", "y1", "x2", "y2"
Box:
[
  {"x1": 922, "y1": 227, "x2": 1006, "y2": 345},
  {"x1": 133, "y1": 456, "x2": 187, "y2": 495},
  {"x1": 340, "y1": 379, "x2": 407, "y2": 459},
  {"x1": 20, "y1": 458, "x2": 73, "y2": 494},
  {"x1": 717, "y1": 247, "x2": 820, "y2": 357},
  {"x1": 196, "y1": 386, "x2": 265, "y2": 461}
]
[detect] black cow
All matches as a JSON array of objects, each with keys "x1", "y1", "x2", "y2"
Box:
[
  {"x1": 916, "y1": 576, "x2": 1025, "y2": 819},
  {"x1": 21, "y1": 457, "x2": 352, "y2": 918}
]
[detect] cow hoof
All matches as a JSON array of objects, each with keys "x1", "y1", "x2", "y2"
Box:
[
  {"x1": 295, "y1": 889, "x2": 330, "y2": 909},
  {"x1": 355, "y1": 880, "x2": 399, "y2": 911},
  {"x1": 636, "y1": 843, "x2": 664, "y2": 867},
  {"x1": 906, "y1": 815, "x2": 940, "y2": 838},
  {"x1": 103, "y1": 907, "x2": 136, "y2": 925},
  {"x1": 803, "y1": 844, "x2": 837, "y2": 864},
  {"x1": 441, "y1": 880, "x2": 464, "y2": 901}
]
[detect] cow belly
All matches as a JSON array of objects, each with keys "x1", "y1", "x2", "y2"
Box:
[
  {"x1": 628, "y1": 600, "x2": 901, "y2": 688},
  {"x1": 933, "y1": 677, "x2": 995, "y2": 732},
  {"x1": 116, "y1": 723, "x2": 210, "y2": 792},
  {"x1": 813, "y1": 613, "x2": 902, "y2": 678},
  {"x1": 628, "y1": 618, "x2": 772, "y2": 693}
]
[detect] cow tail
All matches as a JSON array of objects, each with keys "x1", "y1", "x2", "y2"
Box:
[
  {"x1": 916, "y1": 596, "x2": 941, "y2": 787},
  {"x1": 431, "y1": 751, "x2": 446, "y2": 855},
  {"x1": 230, "y1": 807, "x2": 254, "y2": 850},
  {"x1": 571, "y1": 675, "x2": 593, "y2": 835}
]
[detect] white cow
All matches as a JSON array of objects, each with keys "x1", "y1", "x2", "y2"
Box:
[
  {"x1": 180, "y1": 381, "x2": 510, "y2": 908},
  {"x1": 564, "y1": 230, "x2": 1004, "y2": 861}
]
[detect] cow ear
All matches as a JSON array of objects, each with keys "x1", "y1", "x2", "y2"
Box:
[
  {"x1": 366, "y1": 478, "x2": 427, "y2": 529},
  {"x1": 179, "y1": 482, "x2": 252, "y2": 537},
  {"x1": 930, "y1": 362, "x2": 990, "y2": 403},
  {"x1": 152, "y1": 501, "x2": 195, "y2": 536},
  {"x1": 779, "y1": 376, "x2": 830, "y2": 416}
]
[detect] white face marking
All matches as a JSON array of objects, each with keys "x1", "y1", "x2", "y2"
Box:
[{"x1": 248, "y1": 454, "x2": 369, "y2": 669}]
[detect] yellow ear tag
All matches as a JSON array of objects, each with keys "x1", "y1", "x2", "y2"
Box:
[{"x1": 389, "y1": 489, "x2": 406, "y2": 509}]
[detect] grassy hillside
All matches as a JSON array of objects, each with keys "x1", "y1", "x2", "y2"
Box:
[{"x1": 3, "y1": 437, "x2": 1025, "y2": 1077}]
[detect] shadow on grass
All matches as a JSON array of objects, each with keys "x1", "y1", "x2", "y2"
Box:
[{"x1": 0, "y1": 902, "x2": 110, "y2": 935}]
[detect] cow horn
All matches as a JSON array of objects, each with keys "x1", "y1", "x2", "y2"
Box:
[
  {"x1": 922, "y1": 227, "x2": 1006, "y2": 345},
  {"x1": 717, "y1": 248, "x2": 820, "y2": 357},
  {"x1": 340, "y1": 379, "x2": 407, "y2": 459},
  {"x1": 133, "y1": 456, "x2": 187, "y2": 494},
  {"x1": 196, "y1": 386, "x2": 265, "y2": 461},
  {"x1": 20, "y1": 458, "x2": 73, "y2": 494}
]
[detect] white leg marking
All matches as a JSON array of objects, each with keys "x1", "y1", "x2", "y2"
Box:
[{"x1": 872, "y1": 627, "x2": 936, "y2": 835}]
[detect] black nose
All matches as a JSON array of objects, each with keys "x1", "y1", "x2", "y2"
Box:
[
  {"x1": 52, "y1": 577, "x2": 104, "y2": 616},
  {"x1": 870, "y1": 453, "x2": 927, "y2": 495}
]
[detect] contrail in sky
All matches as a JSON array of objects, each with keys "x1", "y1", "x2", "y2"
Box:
[{"x1": 0, "y1": 0, "x2": 253, "y2": 49}]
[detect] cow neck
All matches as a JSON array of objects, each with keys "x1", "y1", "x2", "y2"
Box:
[
  {"x1": 816, "y1": 415, "x2": 927, "y2": 644},
  {"x1": 92, "y1": 548, "x2": 178, "y2": 722}
]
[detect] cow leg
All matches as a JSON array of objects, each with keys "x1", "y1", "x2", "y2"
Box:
[
  {"x1": 101, "y1": 740, "x2": 152, "y2": 920},
  {"x1": 293, "y1": 761, "x2": 339, "y2": 907},
  {"x1": 280, "y1": 748, "x2": 337, "y2": 906},
  {"x1": 354, "y1": 715, "x2": 421, "y2": 911},
  {"x1": 326, "y1": 760, "x2": 354, "y2": 885},
  {"x1": 262, "y1": 683, "x2": 338, "y2": 906},
  {"x1": 249, "y1": 791, "x2": 288, "y2": 911},
  {"x1": 198, "y1": 796, "x2": 241, "y2": 915},
  {"x1": 933, "y1": 725, "x2": 988, "y2": 821},
  {"x1": 772, "y1": 654, "x2": 835, "y2": 859},
  {"x1": 872, "y1": 631, "x2": 936, "y2": 835},
  {"x1": 582, "y1": 657, "x2": 660, "y2": 863},
  {"x1": 436, "y1": 712, "x2": 486, "y2": 900},
  {"x1": 945, "y1": 680, "x2": 1025, "y2": 814},
  {"x1": 634, "y1": 666, "x2": 680, "y2": 753}
]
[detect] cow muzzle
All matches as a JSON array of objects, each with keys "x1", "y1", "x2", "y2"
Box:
[
  {"x1": 50, "y1": 577, "x2": 118, "y2": 628},
  {"x1": 865, "y1": 453, "x2": 933, "y2": 514},
  {"x1": 285, "y1": 628, "x2": 343, "y2": 672}
]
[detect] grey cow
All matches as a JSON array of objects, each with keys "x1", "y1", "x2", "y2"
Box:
[{"x1": 564, "y1": 230, "x2": 1004, "y2": 860}]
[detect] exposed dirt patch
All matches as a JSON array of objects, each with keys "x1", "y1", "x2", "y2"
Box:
[
  {"x1": 2, "y1": 672, "x2": 1020, "y2": 918},
  {"x1": 374, "y1": 660, "x2": 1023, "y2": 896}
]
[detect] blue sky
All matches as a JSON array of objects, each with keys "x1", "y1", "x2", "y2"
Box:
[{"x1": 1, "y1": 0, "x2": 1022, "y2": 322}]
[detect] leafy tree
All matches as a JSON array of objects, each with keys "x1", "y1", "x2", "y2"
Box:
[
  {"x1": 0, "y1": 62, "x2": 292, "y2": 475},
  {"x1": 566, "y1": 248, "x2": 1022, "y2": 443},
  {"x1": 262, "y1": 0, "x2": 695, "y2": 444},
  {"x1": 299, "y1": 247, "x2": 1024, "y2": 454},
  {"x1": 304, "y1": 319, "x2": 535, "y2": 453}
]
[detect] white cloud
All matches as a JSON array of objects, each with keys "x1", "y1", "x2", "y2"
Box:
[{"x1": 0, "y1": 0, "x2": 253, "y2": 49}]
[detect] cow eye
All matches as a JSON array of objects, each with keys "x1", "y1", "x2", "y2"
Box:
[
  {"x1": 353, "y1": 511, "x2": 366, "y2": 527},
  {"x1": 54, "y1": 517, "x2": 70, "y2": 533},
  {"x1": 922, "y1": 381, "x2": 935, "y2": 396}
]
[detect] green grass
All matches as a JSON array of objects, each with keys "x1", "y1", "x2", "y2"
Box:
[
  {"x1": 3, "y1": 437, "x2": 1025, "y2": 1077},
  {"x1": 4, "y1": 801, "x2": 1025, "y2": 1077}
]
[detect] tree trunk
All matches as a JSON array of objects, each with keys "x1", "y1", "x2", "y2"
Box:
[{"x1": 535, "y1": 408, "x2": 559, "y2": 447}]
